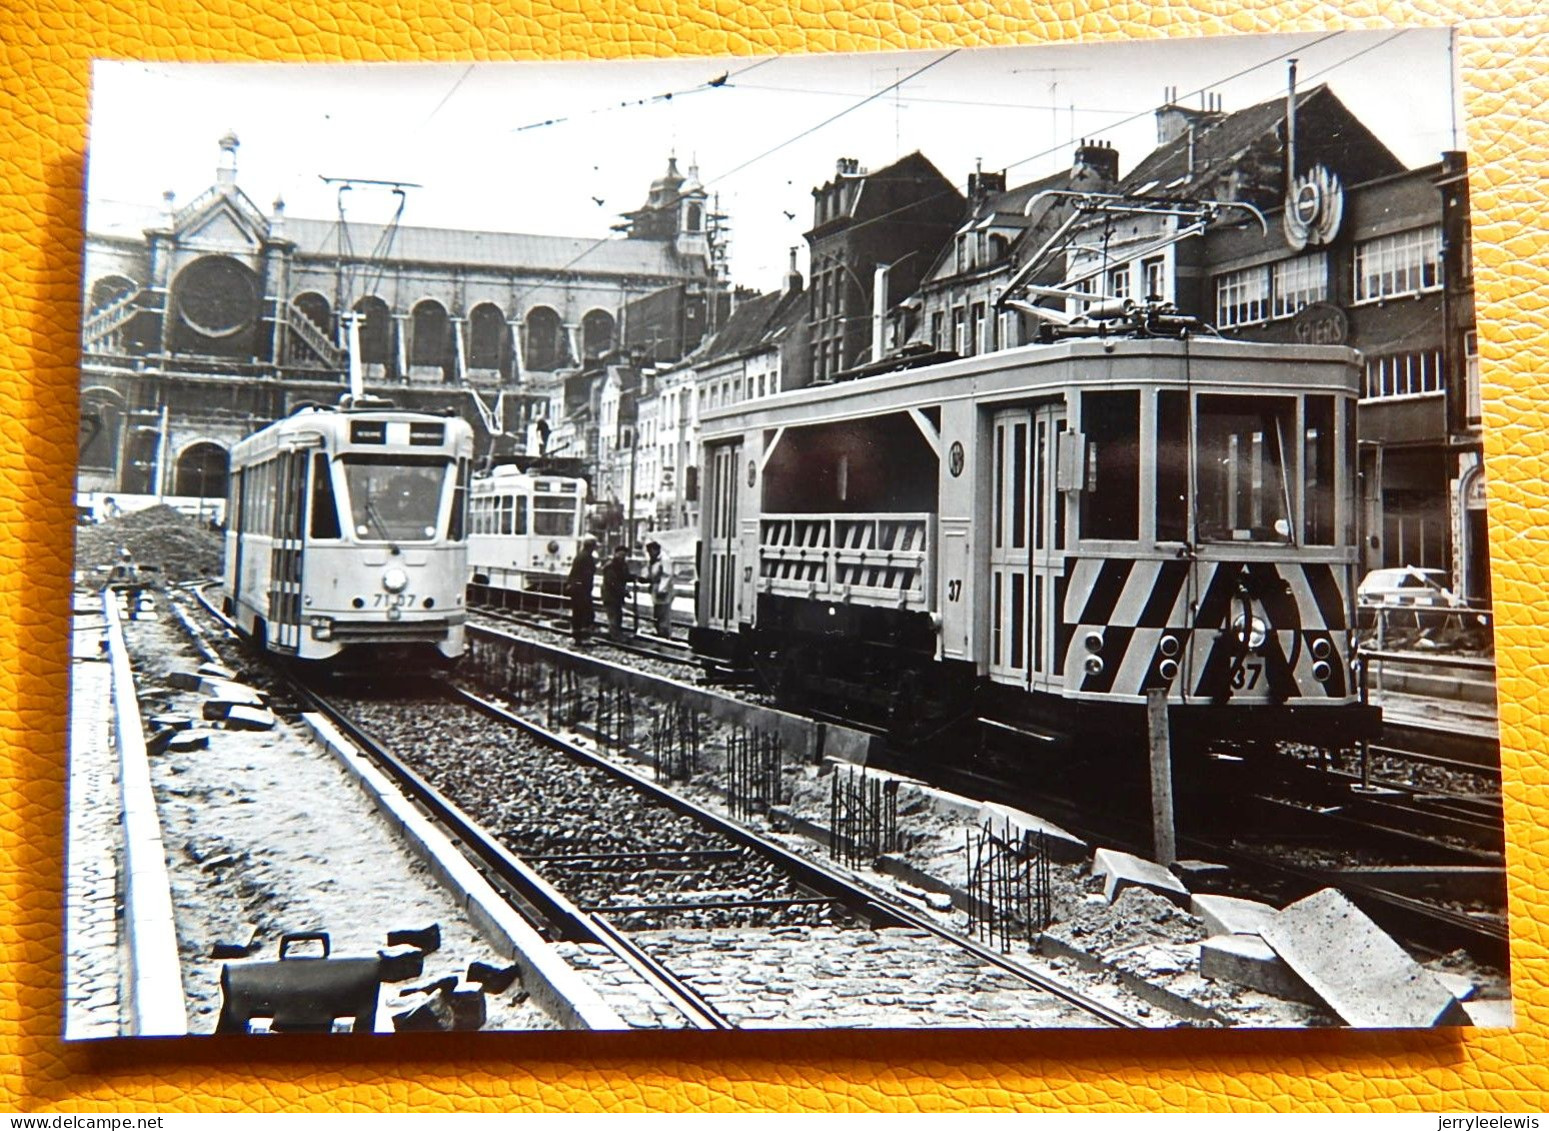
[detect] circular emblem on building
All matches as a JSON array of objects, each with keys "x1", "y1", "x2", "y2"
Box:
[
  {"x1": 948, "y1": 440, "x2": 965, "y2": 478},
  {"x1": 1292, "y1": 302, "x2": 1348, "y2": 346},
  {"x1": 1282, "y1": 164, "x2": 1345, "y2": 252},
  {"x1": 747, "y1": 459, "x2": 757, "y2": 488}
]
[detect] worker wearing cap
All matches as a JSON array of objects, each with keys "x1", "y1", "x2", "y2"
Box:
[
  {"x1": 567, "y1": 536, "x2": 598, "y2": 643},
  {"x1": 645, "y1": 540, "x2": 674, "y2": 639}
]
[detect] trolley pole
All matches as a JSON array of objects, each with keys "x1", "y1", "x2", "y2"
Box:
[{"x1": 1146, "y1": 688, "x2": 1177, "y2": 867}]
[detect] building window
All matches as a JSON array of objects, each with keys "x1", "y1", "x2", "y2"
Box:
[
  {"x1": 952, "y1": 308, "x2": 967, "y2": 355},
  {"x1": 997, "y1": 309, "x2": 1018, "y2": 351},
  {"x1": 1107, "y1": 265, "x2": 1130, "y2": 301},
  {"x1": 1068, "y1": 277, "x2": 1095, "y2": 318},
  {"x1": 1354, "y1": 226, "x2": 1442, "y2": 303},
  {"x1": 1465, "y1": 329, "x2": 1481, "y2": 424},
  {"x1": 1143, "y1": 256, "x2": 1166, "y2": 302},
  {"x1": 1363, "y1": 349, "x2": 1444, "y2": 399},
  {"x1": 969, "y1": 303, "x2": 985, "y2": 356},
  {"x1": 1270, "y1": 253, "x2": 1328, "y2": 318},
  {"x1": 930, "y1": 311, "x2": 945, "y2": 351},
  {"x1": 1214, "y1": 266, "x2": 1270, "y2": 328}
]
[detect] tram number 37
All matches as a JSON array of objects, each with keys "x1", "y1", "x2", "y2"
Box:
[
  {"x1": 947, "y1": 580, "x2": 963, "y2": 602},
  {"x1": 1231, "y1": 658, "x2": 1264, "y2": 690}
]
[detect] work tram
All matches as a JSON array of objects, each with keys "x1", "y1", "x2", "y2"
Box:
[
  {"x1": 222, "y1": 399, "x2": 474, "y2": 662},
  {"x1": 466, "y1": 465, "x2": 588, "y2": 602},
  {"x1": 692, "y1": 311, "x2": 1381, "y2": 755}
]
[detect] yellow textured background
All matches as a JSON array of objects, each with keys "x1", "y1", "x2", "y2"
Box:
[{"x1": 3, "y1": 0, "x2": 1545, "y2": 1113}]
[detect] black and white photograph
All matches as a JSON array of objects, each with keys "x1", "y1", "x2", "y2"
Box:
[{"x1": 69, "y1": 29, "x2": 1508, "y2": 1038}]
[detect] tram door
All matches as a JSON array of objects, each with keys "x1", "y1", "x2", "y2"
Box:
[
  {"x1": 703, "y1": 441, "x2": 743, "y2": 632},
  {"x1": 268, "y1": 449, "x2": 307, "y2": 652},
  {"x1": 988, "y1": 404, "x2": 1066, "y2": 691}
]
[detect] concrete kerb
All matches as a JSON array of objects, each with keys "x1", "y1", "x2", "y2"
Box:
[
  {"x1": 302, "y1": 712, "x2": 629, "y2": 1032},
  {"x1": 103, "y1": 591, "x2": 190, "y2": 1038}
]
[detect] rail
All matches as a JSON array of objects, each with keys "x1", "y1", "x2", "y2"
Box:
[{"x1": 759, "y1": 512, "x2": 933, "y2": 607}]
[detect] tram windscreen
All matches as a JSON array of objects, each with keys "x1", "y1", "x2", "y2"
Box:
[
  {"x1": 1196, "y1": 395, "x2": 1294, "y2": 543},
  {"x1": 341, "y1": 455, "x2": 450, "y2": 542},
  {"x1": 533, "y1": 495, "x2": 580, "y2": 537}
]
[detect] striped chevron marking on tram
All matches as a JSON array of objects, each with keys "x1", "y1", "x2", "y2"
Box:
[{"x1": 1064, "y1": 557, "x2": 1352, "y2": 703}]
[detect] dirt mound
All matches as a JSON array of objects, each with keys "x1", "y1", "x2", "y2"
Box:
[{"x1": 75, "y1": 505, "x2": 224, "y2": 584}]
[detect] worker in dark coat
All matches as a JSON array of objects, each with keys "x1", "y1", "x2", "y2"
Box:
[
  {"x1": 600, "y1": 544, "x2": 632, "y2": 640},
  {"x1": 567, "y1": 536, "x2": 598, "y2": 642}
]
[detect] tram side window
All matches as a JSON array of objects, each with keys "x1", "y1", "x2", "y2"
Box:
[
  {"x1": 1304, "y1": 396, "x2": 1335, "y2": 545},
  {"x1": 310, "y1": 454, "x2": 342, "y2": 539},
  {"x1": 1197, "y1": 395, "x2": 1294, "y2": 543},
  {"x1": 500, "y1": 495, "x2": 514, "y2": 535},
  {"x1": 1081, "y1": 390, "x2": 1140, "y2": 541},
  {"x1": 449, "y1": 459, "x2": 468, "y2": 542},
  {"x1": 1156, "y1": 391, "x2": 1189, "y2": 543}
]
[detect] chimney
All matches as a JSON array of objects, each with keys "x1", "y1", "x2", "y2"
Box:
[
  {"x1": 967, "y1": 168, "x2": 1007, "y2": 206},
  {"x1": 1285, "y1": 59, "x2": 1299, "y2": 193},
  {"x1": 1071, "y1": 140, "x2": 1119, "y2": 191},
  {"x1": 785, "y1": 247, "x2": 804, "y2": 295}
]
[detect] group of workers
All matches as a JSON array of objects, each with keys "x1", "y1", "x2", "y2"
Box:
[{"x1": 565, "y1": 537, "x2": 675, "y2": 644}]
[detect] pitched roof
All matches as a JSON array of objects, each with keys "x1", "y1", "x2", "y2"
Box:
[
  {"x1": 701, "y1": 287, "x2": 806, "y2": 361},
  {"x1": 284, "y1": 217, "x2": 692, "y2": 277},
  {"x1": 1119, "y1": 84, "x2": 1405, "y2": 204}
]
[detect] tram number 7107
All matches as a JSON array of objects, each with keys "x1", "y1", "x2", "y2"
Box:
[
  {"x1": 373, "y1": 592, "x2": 416, "y2": 608},
  {"x1": 1231, "y1": 657, "x2": 1264, "y2": 690}
]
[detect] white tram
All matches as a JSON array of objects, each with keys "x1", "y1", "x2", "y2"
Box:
[
  {"x1": 466, "y1": 465, "x2": 588, "y2": 599},
  {"x1": 222, "y1": 399, "x2": 474, "y2": 661}
]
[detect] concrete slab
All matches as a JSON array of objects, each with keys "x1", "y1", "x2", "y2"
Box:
[
  {"x1": 1191, "y1": 893, "x2": 1279, "y2": 938},
  {"x1": 197, "y1": 662, "x2": 236, "y2": 680},
  {"x1": 1461, "y1": 998, "x2": 1514, "y2": 1028},
  {"x1": 821, "y1": 723, "x2": 876, "y2": 766},
  {"x1": 1200, "y1": 934, "x2": 1321, "y2": 1004},
  {"x1": 199, "y1": 678, "x2": 265, "y2": 705},
  {"x1": 1260, "y1": 888, "x2": 1471, "y2": 1027},
  {"x1": 1092, "y1": 847, "x2": 1190, "y2": 908},
  {"x1": 224, "y1": 705, "x2": 277, "y2": 731},
  {"x1": 167, "y1": 730, "x2": 212, "y2": 752},
  {"x1": 977, "y1": 802, "x2": 1088, "y2": 863},
  {"x1": 1434, "y1": 971, "x2": 1477, "y2": 1002}
]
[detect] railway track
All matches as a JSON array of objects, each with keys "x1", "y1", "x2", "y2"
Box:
[{"x1": 185, "y1": 589, "x2": 1141, "y2": 1029}]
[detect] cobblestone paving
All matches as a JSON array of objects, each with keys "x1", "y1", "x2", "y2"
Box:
[
  {"x1": 65, "y1": 608, "x2": 125, "y2": 1039},
  {"x1": 632, "y1": 926, "x2": 1096, "y2": 1029},
  {"x1": 550, "y1": 942, "x2": 691, "y2": 1029}
]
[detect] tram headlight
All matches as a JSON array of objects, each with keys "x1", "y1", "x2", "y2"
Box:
[
  {"x1": 1311, "y1": 637, "x2": 1332, "y2": 660},
  {"x1": 1232, "y1": 613, "x2": 1268, "y2": 652},
  {"x1": 383, "y1": 566, "x2": 409, "y2": 593},
  {"x1": 1312, "y1": 660, "x2": 1333, "y2": 683},
  {"x1": 1159, "y1": 634, "x2": 1181, "y2": 657},
  {"x1": 1084, "y1": 656, "x2": 1104, "y2": 676},
  {"x1": 1158, "y1": 658, "x2": 1180, "y2": 681},
  {"x1": 1083, "y1": 631, "x2": 1104, "y2": 654}
]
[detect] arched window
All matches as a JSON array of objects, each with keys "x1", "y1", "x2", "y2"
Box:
[
  {"x1": 685, "y1": 202, "x2": 703, "y2": 232},
  {"x1": 89, "y1": 275, "x2": 136, "y2": 313},
  {"x1": 294, "y1": 292, "x2": 332, "y2": 336},
  {"x1": 468, "y1": 303, "x2": 512, "y2": 376},
  {"x1": 410, "y1": 299, "x2": 453, "y2": 381},
  {"x1": 169, "y1": 255, "x2": 262, "y2": 358},
  {"x1": 524, "y1": 306, "x2": 568, "y2": 372},
  {"x1": 581, "y1": 309, "x2": 616, "y2": 361},
  {"x1": 78, "y1": 387, "x2": 126, "y2": 473},
  {"x1": 174, "y1": 442, "x2": 230, "y2": 499},
  {"x1": 353, "y1": 296, "x2": 392, "y2": 370}
]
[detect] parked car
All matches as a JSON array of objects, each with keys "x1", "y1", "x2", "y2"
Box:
[{"x1": 1356, "y1": 566, "x2": 1463, "y2": 630}]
